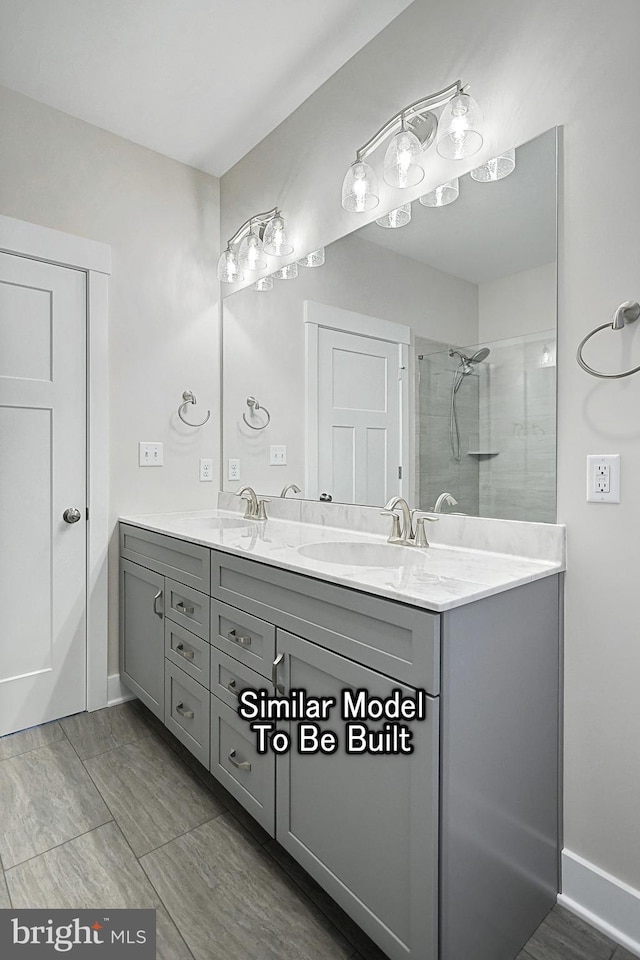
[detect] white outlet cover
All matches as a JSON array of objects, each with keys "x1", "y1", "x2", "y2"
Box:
[
  {"x1": 139, "y1": 441, "x2": 163, "y2": 466},
  {"x1": 228, "y1": 458, "x2": 240, "y2": 481},
  {"x1": 270, "y1": 444, "x2": 287, "y2": 466},
  {"x1": 587, "y1": 454, "x2": 620, "y2": 503},
  {"x1": 199, "y1": 458, "x2": 213, "y2": 482}
]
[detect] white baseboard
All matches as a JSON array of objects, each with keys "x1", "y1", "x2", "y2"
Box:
[
  {"x1": 560, "y1": 848, "x2": 640, "y2": 957},
  {"x1": 107, "y1": 673, "x2": 136, "y2": 706}
]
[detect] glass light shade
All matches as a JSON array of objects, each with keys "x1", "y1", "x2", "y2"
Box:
[
  {"x1": 263, "y1": 215, "x2": 294, "y2": 256},
  {"x1": 272, "y1": 262, "x2": 298, "y2": 280},
  {"x1": 217, "y1": 247, "x2": 243, "y2": 283},
  {"x1": 254, "y1": 276, "x2": 273, "y2": 292},
  {"x1": 341, "y1": 160, "x2": 380, "y2": 212},
  {"x1": 436, "y1": 93, "x2": 483, "y2": 160},
  {"x1": 470, "y1": 147, "x2": 516, "y2": 182},
  {"x1": 298, "y1": 247, "x2": 325, "y2": 267},
  {"x1": 238, "y1": 230, "x2": 267, "y2": 270},
  {"x1": 375, "y1": 204, "x2": 412, "y2": 229},
  {"x1": 383, "y1": 129, "x2": 424, "y2": 188},
  {"x1": 419, "y1": 178, "x2": 459, "y2": 207}
]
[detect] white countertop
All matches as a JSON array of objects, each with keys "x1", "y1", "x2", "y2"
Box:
[{"x1": 119, "y1": 509, "x2": 564, "y2": 612}]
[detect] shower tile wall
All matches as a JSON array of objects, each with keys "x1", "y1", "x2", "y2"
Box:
[
  {"x1": 416, "y1": 338, "x2": 480, "y2": 516},
  {"x1": 478, "y1": 337, "x2": 556, "y2": 522}
]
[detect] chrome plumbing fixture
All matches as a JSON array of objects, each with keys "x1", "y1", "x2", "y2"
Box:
[
  {"x1": 236, "y1": 486, "x2": 270, "y2": 521},
  {"x1": 434, "y1": 492, "x2": 458, "y2": 512},
  {"x1": 381, "y1": 497, "x2": 438, "y2": 547}
]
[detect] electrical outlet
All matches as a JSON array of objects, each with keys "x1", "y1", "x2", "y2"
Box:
[
  {"x1": 228, "y1": 458, "x2": 240, "y2": 481},
  {"x1": 199, "y1": 458, "x2": 213, "y2": 482},
  {"x1": 270, "y1": 445, "x2": 287, "y2": 466},
  {"x1": 587, "y1": 454, "x2": 620, "y2": 503},
  {"x1": 138, "y1": 442, "x2": 163, "y2": 467}
]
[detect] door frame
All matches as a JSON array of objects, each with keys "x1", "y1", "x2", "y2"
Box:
[
  {"x1": 304, "y1": 300, "x2": 411, "y2": 502},
  {"x1": 0, "y1": 214, "x2": 111, "y2": 712}
]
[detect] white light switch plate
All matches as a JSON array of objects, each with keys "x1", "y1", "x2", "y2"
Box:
[
  {"x1": 270, "y1": 445, "x2": 287, "y2": 466},
  {"x1": 587, "y1": 454, "x2": 620, "y2": 502},
  {"x1": 139, "y1": 442, "x2": 163, "y2": 466},
  {"x1": 199, "y1": 458, "x2": 213, "y2": 482}
]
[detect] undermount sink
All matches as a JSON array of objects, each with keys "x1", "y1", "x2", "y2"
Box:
[
  {"x1": 173, "y1": 516, "x2": 252, "y2": 531},
  {"x1": 297, "y1": 541, "x2": 422, "y2": 567}
]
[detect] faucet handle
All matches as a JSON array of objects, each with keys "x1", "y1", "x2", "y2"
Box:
[
  {"x1": 413, "y1": 513, "x2": 438, "y2": 548},
  {"x1": 256, "y1": 498, "x2": 270, "y2": 521},
  {"x1": 380, "y1": 509, "x2": 402, "y2": 542}
]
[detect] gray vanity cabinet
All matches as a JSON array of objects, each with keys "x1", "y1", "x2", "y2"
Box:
[
  {"x1": 120, "y1": 558, "x2": 165, "y2": 720},
  {"x1": 276, "y1": 628, "x2": 439, "y2": 960}
]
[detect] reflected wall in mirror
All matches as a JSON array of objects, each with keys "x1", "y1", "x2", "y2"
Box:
[{"x1": 222, "y1": 128, "x2": 557, "y2": 522}]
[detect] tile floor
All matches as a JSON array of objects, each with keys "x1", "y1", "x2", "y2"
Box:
[{"x1": 0, "y1": 701, "x2": 633, "y2": 960}]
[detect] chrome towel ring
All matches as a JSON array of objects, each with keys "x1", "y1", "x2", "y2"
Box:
[
  {"x1": 178, "y1": 390, "x2": 211, "y2": 427},
  {"x1": 577, "y1": 301, "x2": 640, "y2": 379},
  {"x1": 243, "y1": 396, "x2": 271, "y2": 430}
]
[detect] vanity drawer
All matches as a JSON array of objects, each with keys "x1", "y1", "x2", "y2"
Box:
[
  {"x1": 210, "y1": 648, "x2": 269, "y2": 711},
  {"x1": 120, "y1": 523, "x2": 210, "y2": 592},
  {"x1": 211, "y1": 552, "x2": 440, "y2": 693},
  {"x1": 165, "y1": 620, "x2": 210, "y2": 686},
  {"x1": 210, "y1": 600, "x2": 276, "y2": 680},
  {"x1": 210, "y1": 695, "x2": 275, "y2": 835},
  {"x1": 165, "y1": 579, "x2": 210, "y2": 640},
  {"x1": 165, "y1": 662, "x2": 210, "y2": 767}
]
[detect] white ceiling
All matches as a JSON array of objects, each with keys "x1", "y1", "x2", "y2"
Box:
[
  {"x1": 0, "y1": 0, "x2": 414, "y2": 176},
  {"x1": 358, "y1": 129, "x2": 557, "y2": 284}
]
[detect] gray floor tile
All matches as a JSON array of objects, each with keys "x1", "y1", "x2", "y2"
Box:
[
  {"x1": 60, "y1": 702, "x2": 156, "y2": 760},
  {"x1": 526, "y1": 905, "x2": 616, "y2": 960},
  {"x1": 84, "y1": 734, "x2": 225, "y2": 857},
  {"x1": 0, "y1": 720, "x2": 64, "y2": 762},
  {"x1": 265, "y1": 841, "x2": 387, "y2": 960},
  {"x1": 6, "y1": 822, "x2": 193, "y2": 959},
  {"x1": 0, "y1": 739, "x2": 111, "y2": 868},
  {"x1": 612, "y1": 948, "x2": 639, "y2": 960},
  {"x1": 0, "y1": 870, "x2": 10, "y2": 908},
  {"x1": 141, "y1": 812, "x2": 352, "y2": 960}
]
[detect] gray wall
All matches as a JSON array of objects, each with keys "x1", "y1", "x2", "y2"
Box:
[
  {"x1": 0, "y1": 85, "x2": 220, "y2": 674},
  {"x1": 220, "y1": 0, "x2": 640, "y2": 903}
]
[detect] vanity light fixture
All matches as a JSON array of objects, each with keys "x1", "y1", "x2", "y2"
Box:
[
  {"x1": 298, "y1": 247, "x2": 325, "y2": 267},
  {"x1": 272, "y1": 262, "x2": 298, "y2": 280},
  {"x1": 254, "y1": 276, "x2": 274, "y2": 292},
  {"x1": 419, "y1": 178, "x2": 460, "y2": 207},
  {"x1": 341, "y1": 80, "x2": 483, "y2": 212},
  {"x1": 376, "y1": 204, "x2": 412, "y2": 229},
  {"x1": 471, "y1": 147, "x2": 516, "y2": 182},
  {"x1": 217, "y1": 207, "x2": 293, "y2": 284}
]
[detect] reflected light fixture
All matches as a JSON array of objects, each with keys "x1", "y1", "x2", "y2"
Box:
[
  {"x1": 272, "y1": 262, "x2": 298, "y2": 280},
  {"x1": 470, "y1": 147, "x2": 516, "y2": 182},
  {"x1": 376, "y1": 204, "x2": 412, "y2": 229},
  {"x1": 342, "y1": 80, "x2": 483, "y2": 212},
  {"x1": 217, "y1": 207, "x2": 293, "y2": 284},
  {"x1": 254, "y1": 276, "x2": 274, "y2": 292},
  {"x1": 298, "y1": 247, "x2": 325, "y2": 267},
  {"x1": 419, "y1": 178, "x2": 459, "y2": 207}
]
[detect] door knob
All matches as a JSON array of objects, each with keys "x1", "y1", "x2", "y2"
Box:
[{"x1": 63, "y1": 507, "x2": 82, "y2": 524}]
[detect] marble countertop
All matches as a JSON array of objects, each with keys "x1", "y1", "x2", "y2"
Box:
[{"x1": 119, "y1": 508, "x2": 564, "y2": 612}]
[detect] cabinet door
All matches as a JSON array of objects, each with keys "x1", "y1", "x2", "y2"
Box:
[
  {"x1": 120, "y1": 559, "x2": 165, "y2": 720},
  {"x1": 276, "y1": 630, "x2": 439, "y2": 960}
]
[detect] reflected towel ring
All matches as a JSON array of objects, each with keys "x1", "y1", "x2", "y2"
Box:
[
  {"x1": 577, "y1": 301, "x2": 640, "y2": 379},
  {"x1": 243, "y1": 396, "x2": 271, "y2": 430},
  {"x1": 178, "y1": 390, "x2": 211, "y2": 427}
]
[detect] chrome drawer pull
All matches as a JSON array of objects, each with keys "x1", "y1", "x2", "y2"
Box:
[
  {"x1": 176, "y1": 643, "x2": 195, "y2": 661},
  {"x1": 227, "y1": 679, "x2": 239, "y2": 698},
  {"x1": 228, "y1": 749, "x2": 251, "y2": 772},
  {"x1": 175, "y1": 702, "x2": 195, "y2": 719},
  {"x1": 176, "y1": 601, "x2": 195, "y2": 616},
  {"x1": 153, "y1": 590, "x2": 163, "y2": 619},
  {"x1": 272, "y1": 652, "x2": 284, "y2": 694},
  {"x1": 228, "y1": 628, "x2": 252, "y2": 646}
]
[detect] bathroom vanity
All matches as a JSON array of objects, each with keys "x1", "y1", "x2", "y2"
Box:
[{"x1": 119, "y1": 509, "x2": 563, "y2": 960}]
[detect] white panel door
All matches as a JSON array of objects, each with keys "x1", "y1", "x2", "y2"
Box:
[
  {"x1": 0, "y1": 252, "x2": 86, "y2": 736},
  {"x1": 317, "y1": 328, "x2": 401, "y2": 505}
]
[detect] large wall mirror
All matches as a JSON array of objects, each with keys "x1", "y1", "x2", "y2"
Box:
[{"x1": 222, "y1": 127, "x2": 557, "y2": 522}]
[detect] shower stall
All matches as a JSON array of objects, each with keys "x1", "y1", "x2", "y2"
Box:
[{"x1": 417, "y1": 331, "x2": 556, "y2": 522}]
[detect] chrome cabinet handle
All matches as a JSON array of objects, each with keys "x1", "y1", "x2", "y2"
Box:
[
  {"x1": 176, "y1": 702, "x2": 194, "y2": 719},
  {"x1": 176, "y1": 601, "x2": 195, "y2": 616},
  {"x1": 272, "y1": 652, "x2": 285, "y2": 694},
  {"x1": 176, "y1": 643, "x2": 195, "y2": 661},
  {"x1": 228, "y1": 628, "x2": 252, "y2": 646},
  {"x1": 63, "y1": 507, "x2": 82, "y2": 524},
  {"x1": 227, "y1": 679, "x2": 239, "y2": 698},
  {"x1": 228, "y1": 749, "x2": 251, "y2": 772},
  {"x1": 153, "y1": 590, "x2": 163, "y2": 618}
]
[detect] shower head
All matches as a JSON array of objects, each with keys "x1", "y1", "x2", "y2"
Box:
[
  {"x1": 469, "y1": 347, "x2": 490, "y2": 363},
  {"x1": 449, "y1": 346, "x2": 490, "y2": 373}
]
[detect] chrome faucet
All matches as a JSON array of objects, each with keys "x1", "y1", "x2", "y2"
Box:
[
  {"x1": 237, "y1": 486, "x2": 270, "y2": 521},
  {"x1": 381, "y1": 496, "x2": 438, "y2": 547},
  {"x1": 280, "y1": 483, "x2": 301, "y2": 498},
  {"x1": 433, "y1": 492, "x2": 458, "y2": 513}
]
